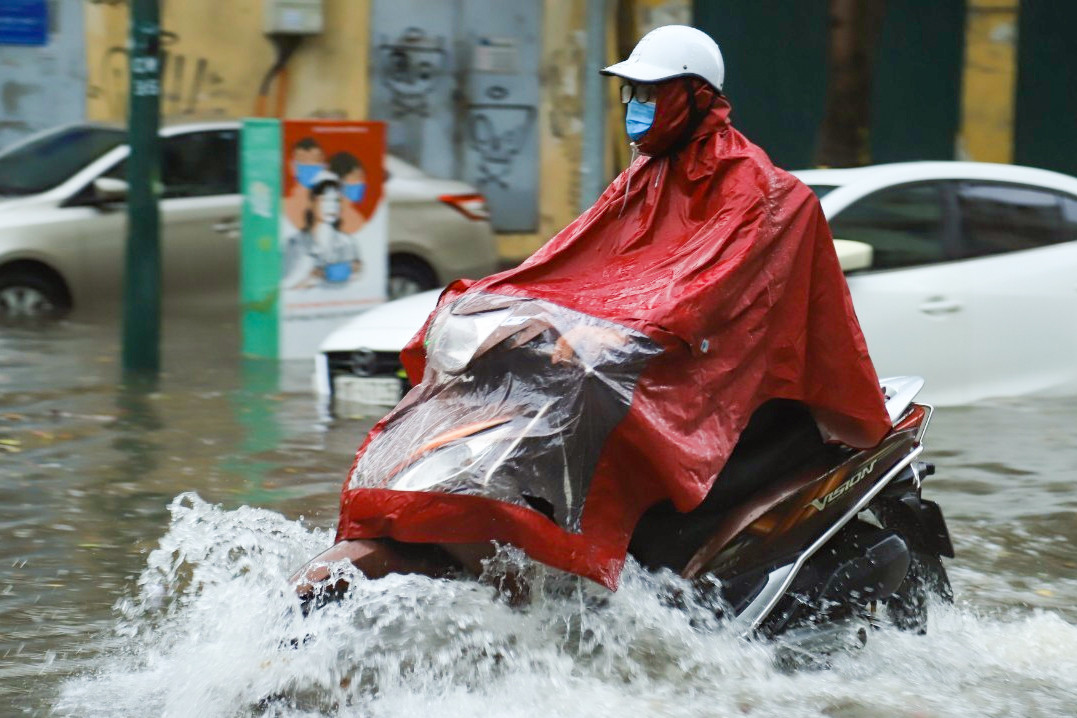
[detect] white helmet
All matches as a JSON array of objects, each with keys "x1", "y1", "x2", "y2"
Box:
[{"x1": 601, "y1": 25, "x2": 724, "y2": 92}]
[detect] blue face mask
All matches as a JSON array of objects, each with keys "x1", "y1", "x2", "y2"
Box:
[
  {"x1": 343, "y1": 182, "x2": 366, "y2": 203},
  {"x1": 294, "y1": 163, "x2": 324, "y2": 189},
  {"x1": 625, "y1": 99, "x2": 656, "y2": 141}
]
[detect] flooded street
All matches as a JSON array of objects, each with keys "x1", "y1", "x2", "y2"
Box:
[{"x1": 1, "y1": 315, "x2": 1075, "y2": 717}]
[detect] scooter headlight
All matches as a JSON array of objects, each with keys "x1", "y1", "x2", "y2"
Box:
[
  {"x1": 390, "y1": 424, "x2": 512, "y2": 492},
  {"x1": 426, "y1": 307, "x2": 513, "y2": 375}
]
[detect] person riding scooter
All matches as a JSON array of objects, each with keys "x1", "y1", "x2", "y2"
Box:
[{"x1": 293, "y1": 25, "x2": 893, "y2": 596}]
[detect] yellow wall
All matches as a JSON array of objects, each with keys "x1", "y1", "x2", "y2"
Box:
[
  {"x1": 959, "y1": 0, "x2": 1020, "y2": 163},
  {"x1": 84, "y1": 0, "x2": 370, "y2": 122},
  {"x1": 283, "y1": 0, "x2": 371, "y2": 120}
]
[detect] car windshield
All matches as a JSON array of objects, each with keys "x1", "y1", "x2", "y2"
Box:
[
  {"x1": 0, "y1": 126, "x2": 127, "y2": 196},
  {"x1": 809, "y1": 184, "x2": 838, "y2": 199}
]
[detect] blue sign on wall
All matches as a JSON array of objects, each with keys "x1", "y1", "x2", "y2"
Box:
[{"x1": 0, "y1": 0, "x2": 48, "y2": 47}]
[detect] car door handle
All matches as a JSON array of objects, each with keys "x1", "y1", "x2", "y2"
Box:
[
  {"x1": 212, "y1": 218, "x2": 240, "y2": 236},
  {"x1": 918, "y1": 297, "x2": 963, "y2": 316}
]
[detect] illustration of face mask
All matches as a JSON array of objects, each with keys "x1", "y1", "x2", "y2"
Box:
[
  {"x1": 318, "y1": 188, "x2": 341, "y2": 223},
  {"x1": 343, "y1": 182, "x2": 366, "y2": 203},
  {"x1": 324, "y1": 261, "x2": 352, "y2": 283},
  {"x1": 625, "y1": 99, "x2": 656, "y2": 141},
  {"x1": 295, "y1": 163, "x2": 324, "y2": 189}
]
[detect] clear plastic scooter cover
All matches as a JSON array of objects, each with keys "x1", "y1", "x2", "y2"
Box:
[{"x1": 348, "y1": 292, "x2": 662, "y2": 533}]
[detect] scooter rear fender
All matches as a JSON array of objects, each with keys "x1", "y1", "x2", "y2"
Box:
[{"x1": 879, "y1": 462, "x2": 955, "y2": 559}]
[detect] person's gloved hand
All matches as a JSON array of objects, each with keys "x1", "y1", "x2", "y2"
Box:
[{"x1": 551, "y1": 325, "x2": 628, "y2": 365}]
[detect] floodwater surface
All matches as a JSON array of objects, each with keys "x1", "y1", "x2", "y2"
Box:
[{"x1": 0, "y1": 316, "x2": 1075, "y2": 717}]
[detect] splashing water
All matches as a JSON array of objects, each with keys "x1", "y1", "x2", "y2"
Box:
[{"x1": 54, "y1": 493, "x2": 1077, "y2": 717}]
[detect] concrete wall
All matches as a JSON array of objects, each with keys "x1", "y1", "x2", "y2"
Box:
[{"x1": 0, "y1": 0, "x2": 87, "y2": 149}]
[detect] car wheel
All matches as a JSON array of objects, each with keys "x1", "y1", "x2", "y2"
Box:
[
  {"x1": 388, "y1": 255, "x2": 438, "y2": 300},
  {"x1": 0, "y1": 267, "x2": 71, "y2": 320}
]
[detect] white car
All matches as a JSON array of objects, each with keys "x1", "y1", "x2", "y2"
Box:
[
  {"x1": 0, "y1": 121, "x2": 498, "y2": 318},
  {"x1": 317, "y1": 161, "x2": 1077, "y2": 408}
]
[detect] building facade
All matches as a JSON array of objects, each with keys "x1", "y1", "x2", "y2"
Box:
[{"x1": 3, "y1": 0, "x2": 1072, "y2": 259}]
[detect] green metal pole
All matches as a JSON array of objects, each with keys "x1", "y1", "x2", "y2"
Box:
[{"x1": 122, "y1": 0, "x2": 162, "y2": 374}]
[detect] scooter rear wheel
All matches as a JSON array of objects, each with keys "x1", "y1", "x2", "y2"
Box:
[{"x1": 881, "y1": 549, "x2": 952, "y2": 634}]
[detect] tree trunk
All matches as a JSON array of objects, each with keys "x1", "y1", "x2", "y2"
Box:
[{"x1": 815, "y1": 0, "x2": 886, "y2": 167}]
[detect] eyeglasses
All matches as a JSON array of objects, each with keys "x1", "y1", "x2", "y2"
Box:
[{"x1": 620, "y1": 83, "x2": 658, "y2": 104}]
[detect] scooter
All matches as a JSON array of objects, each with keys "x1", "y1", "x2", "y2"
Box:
[
  {"x1": 632, "y1": 376, "x2": 954, "y2": 638},
  {"x1": 291, "y1": 294, "x2": 954, "y2": 639}
]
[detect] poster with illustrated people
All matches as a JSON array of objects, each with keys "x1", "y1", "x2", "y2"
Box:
[{"x1": 278, "y1": 120, "x2": 387, "y2": 359}]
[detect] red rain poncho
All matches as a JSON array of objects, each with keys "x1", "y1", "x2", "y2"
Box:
[{"x1": 337, "y1": 79, "x2": 891, "y2": 588}]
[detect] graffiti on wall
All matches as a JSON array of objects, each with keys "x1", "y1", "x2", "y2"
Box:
[
  {"x1": 466, "y1": 87, "x2": 536, "y2": 189},
  {"x1": 87, "y1": 29, "x2": 237, "y2": 118},
  {"x1": 368, "y1": 0, "x2": 540, "y2": 231},
  {"x1": 0, "y1": 81, "x2": 38, "y2": 133},
  {"x1": 376, "y1": 27, "x2": 448, "y2": 118}
]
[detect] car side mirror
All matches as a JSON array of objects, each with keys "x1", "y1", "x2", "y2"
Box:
[
  {"x1": 92, "y1": 177, "x2": 129, "y2": 202},
  {"x1": 834, "y1": 239, "x2": 873, "y2": 273}
]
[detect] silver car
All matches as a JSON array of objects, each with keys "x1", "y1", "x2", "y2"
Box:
[{"x1": 0, "y1": 121, "x2": 498, "y2": 318}]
